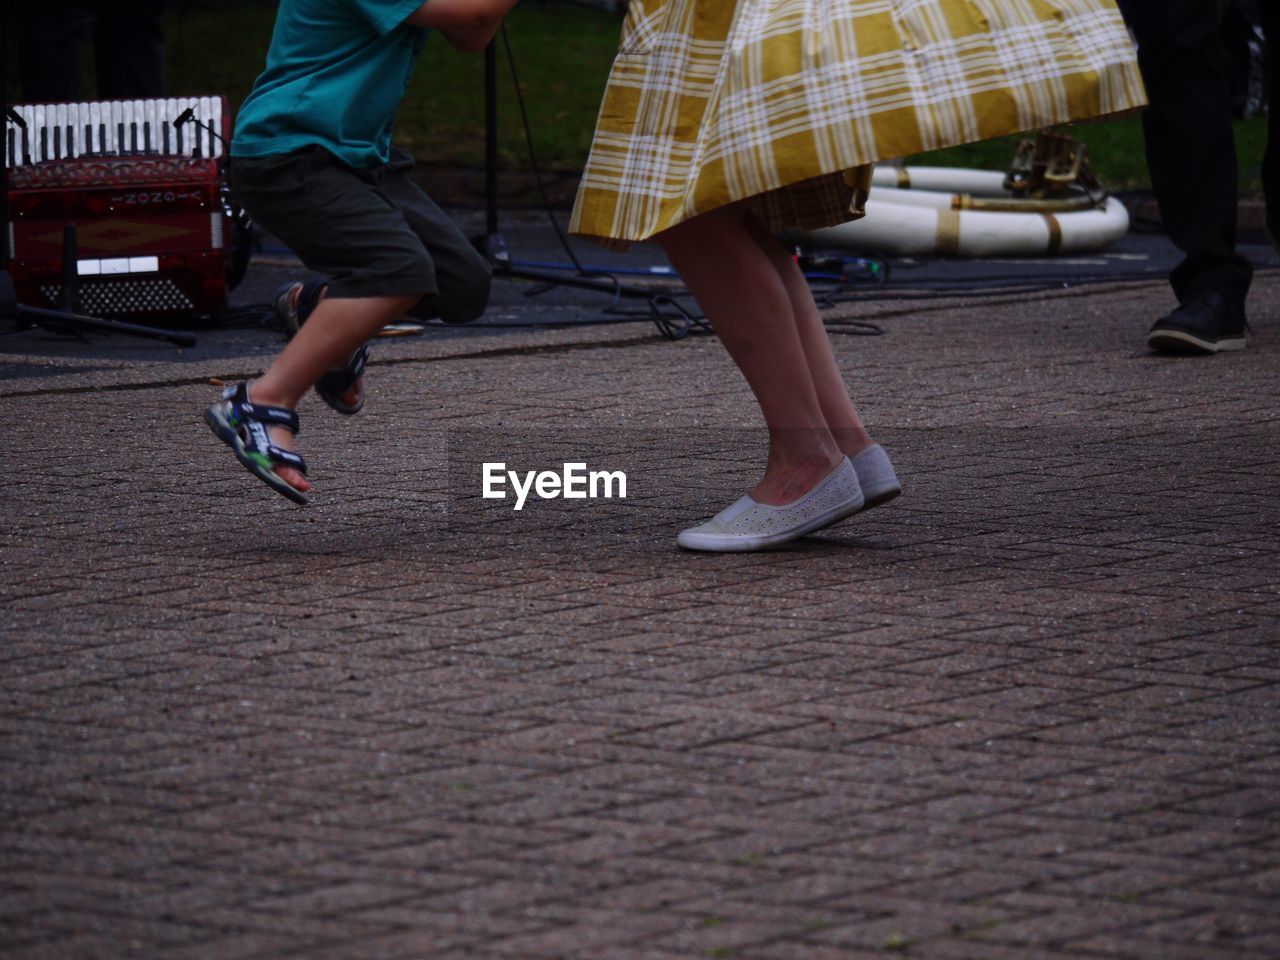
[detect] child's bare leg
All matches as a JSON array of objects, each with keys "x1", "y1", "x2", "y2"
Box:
[
  {"x1": 741, "y1": 214, "x2": 875, "y2": 458},
  {"x1": 656, "y1": 207, "x2": 842, "y2": 505},
  {"x1": 249, "y1": 294, "x2": 419, "y2": 491},
  {"x1": 282, "y1": 283, "x2": 364, "y2": 409}
]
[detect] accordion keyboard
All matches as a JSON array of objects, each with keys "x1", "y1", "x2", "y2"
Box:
[{"x1": 5, "y1": 96, "x2": 225, "y2": 167}]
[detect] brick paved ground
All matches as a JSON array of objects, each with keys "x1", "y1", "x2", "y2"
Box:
[{"x1": 2, "y1": 254, "x2": 1279, "y2": 959}]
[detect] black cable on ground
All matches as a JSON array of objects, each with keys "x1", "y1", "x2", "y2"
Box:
[
  {"x1": 130, "y1": 257, "x2": 1275, "y2": 344},
  {"x1": 819, "y1": 262, "x2": 1280, "y2": 309},
  {"x1": 217, "y1": 257, "x2": 1274, "y2": 339}
]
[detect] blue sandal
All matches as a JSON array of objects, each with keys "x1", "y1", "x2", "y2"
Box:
[
  {"x1": 204, "y1": 383, "x2": 309, "y2": 505},
  {"x1": 274, "y1": 280, "x2": 368, "y2": 416},
  {"x1": 315, "y1": 344, "x2": 368, "y2": 416}
]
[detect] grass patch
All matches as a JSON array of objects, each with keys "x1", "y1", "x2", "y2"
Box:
[
  {"x1": 154, "y1": 1, "x2": 1268, "y2": 190},
  {"x1": 906, "y1": 116, "x2": 1270, "y2": 192}
]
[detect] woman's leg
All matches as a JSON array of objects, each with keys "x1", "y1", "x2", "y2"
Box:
[
  {"x1": 656, "y1": 206, "x2": 842, "y2": 505},
  {"x1": 740, "y1": 213, "x2": 874, "y2": 458},
  {"x1": 249, "y1": 294, "x2": 419, "y2": 492}
]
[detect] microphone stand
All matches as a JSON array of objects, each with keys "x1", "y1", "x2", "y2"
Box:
[{"x1": 474, "y1": 32, "x2": 702, "y2": 338}]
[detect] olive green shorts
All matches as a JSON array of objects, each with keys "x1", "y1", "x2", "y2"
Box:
[{"x1": 230, "y1": 146, "x2": 491, "y2": 323}]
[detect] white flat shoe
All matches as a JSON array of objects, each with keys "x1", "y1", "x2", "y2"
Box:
[
  {"x1": 850, "y1": 444, "x2": 901, "y2": 509},
  {"x1": 677, "y1": 458, "x2": 864, "y2": 552}
]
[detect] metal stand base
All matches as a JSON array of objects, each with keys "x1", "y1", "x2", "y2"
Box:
[{"x1": 471, "y1": 38, "x2": 701, "y2": 339}]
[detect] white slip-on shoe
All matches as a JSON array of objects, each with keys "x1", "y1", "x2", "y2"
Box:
[
  {"x1": 677, "y1": 458, "x2": 864, "y2": 552},
  {"x1": 850, "y1": 444, "x2": 901, "y2": 510}
]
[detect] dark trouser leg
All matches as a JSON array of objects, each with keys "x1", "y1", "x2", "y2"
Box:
[
  {"x1": 378, "y1": 149, "x2": 493, "y2": 325},
  {"x1": 16, "y1": 4, "x2": 94, "y2": 101},
  {"x1": 1127, "y1": 0, "x2": 1253, "y2": 306},
  {"x1": 1261, "y1": 0, "x2": 1279, "y2": 238},
  {"x1": 92, "y1": 1, "x2": 166, "y2": 98}
]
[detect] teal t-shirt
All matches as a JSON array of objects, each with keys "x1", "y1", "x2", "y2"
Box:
[{"x1": 232, "y1": 0, "x2": 427, "y2": 168}]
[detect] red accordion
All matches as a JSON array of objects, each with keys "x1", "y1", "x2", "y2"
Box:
[{"x1": 5, "y1": 97, "x2": 233, "y2": 319}]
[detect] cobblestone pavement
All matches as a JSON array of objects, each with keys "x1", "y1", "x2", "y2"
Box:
[{"x1": 2, "y1": 248, "x2": 1279, "y2": 959}]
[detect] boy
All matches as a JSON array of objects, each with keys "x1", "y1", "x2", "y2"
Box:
[{"x1": 207, "y1": 0, "x2": 521, "y2": 504}]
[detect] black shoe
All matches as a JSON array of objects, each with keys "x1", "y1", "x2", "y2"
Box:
[{"x1": 1147, "y1": 291, "x2": 1247, "y2": 355}]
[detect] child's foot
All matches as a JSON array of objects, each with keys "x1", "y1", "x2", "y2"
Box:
[
  {"x1": 274, "y1": 280, "x2": 366, "y2": 413},
  {"x1": 204, "y1": 382, "x2": 310, "y2": 504},
  {"x1": 246, "y1": 382, "x2": 309, "y2": 494}
]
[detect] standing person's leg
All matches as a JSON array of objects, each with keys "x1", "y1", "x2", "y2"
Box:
[
  {"x1": 739, "y1": 213, "x2": 873, "y2": 458},
  {"x1": 1222, "y1": 2, "x2": 1256, "y2": 116},
  {"x1": 1127, "y1": 0, "x2": 1252, "y2": 350},
  {"x1": 656, "y1": 206, "x2": 843, "y2": 506},
  {"x1": 739, "y1": 212, "x2": 901, "y2": 508},
  {"x1": 16, "y1": 4, "x2": 93, "y2": 101},
  {"x1": 1260, "y1": 0, "x2": 1279, "y2": 242},
  {"x1": 92, "y1": 0, "x2": 166, "y2": 98}
]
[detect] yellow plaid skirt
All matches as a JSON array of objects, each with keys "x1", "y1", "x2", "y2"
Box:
[{"x1": 570, "y1": 0, "x2": 1146, "y2": 247}]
